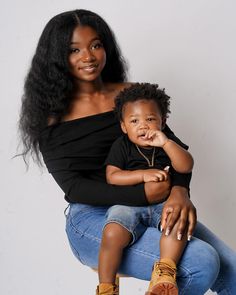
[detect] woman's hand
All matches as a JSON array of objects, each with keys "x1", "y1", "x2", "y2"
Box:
[{"x1": 161, "y1": 186, "x2": 197, "y2": 241}]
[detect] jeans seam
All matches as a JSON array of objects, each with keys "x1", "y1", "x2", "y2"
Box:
[
  {"x1": 177, "y1": 265, "x2": 193, "y2": 295},
  {"x1": 68, "y1": 218, "x2": 101, "y2": 242}
]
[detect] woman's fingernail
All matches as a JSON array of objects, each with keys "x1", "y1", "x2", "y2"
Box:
[
  {"x1": 188, "y1": 235, "x2": 192, "y2": 241},
  {"x1": 160, "y1": 225, "x2": 163, "y2": 232},
  {"x1": 177, "y1": 233, "x2": 182, "y2": 240},
  {"x1": 165, "y1": 228, "x2": 170, "y2": 236},
  {"x1": 164, "y1": 166, "x2": 170, "y2": 171}
]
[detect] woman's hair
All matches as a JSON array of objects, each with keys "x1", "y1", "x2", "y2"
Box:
[
  {"x1": 114, "y1": 83, "x2": 171, "y2": 121},
  {"x1": 19, "y1": 9, "x2": 128, "y2": 164}
]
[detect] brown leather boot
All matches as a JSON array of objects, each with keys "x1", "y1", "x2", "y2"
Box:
[
  {"x1": 145, "y1": 258, "x2": 178, "y2": 295},
  {"x1": 96, "y1": 283, "x2": 119, "y2": 295}
]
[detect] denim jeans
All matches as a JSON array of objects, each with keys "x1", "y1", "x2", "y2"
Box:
[
  {"x1": 104, "y1": 204, "x2": 163, "y2": 244},
  {"x1": 65, "y1": 203, "x2": 236, "y2": 295}
]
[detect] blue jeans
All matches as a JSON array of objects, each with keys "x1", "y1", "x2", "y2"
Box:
[
  {"x1": 104, "y1": 204, "x2": 163, "y2": 244},
  {"x1": 65, "y1": 203, "x2": 236, "y2": 295}
]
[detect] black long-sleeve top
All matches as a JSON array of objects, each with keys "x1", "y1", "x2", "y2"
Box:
[{"x1": 39, "y1": 111, "x2": 191, "y2": 206}]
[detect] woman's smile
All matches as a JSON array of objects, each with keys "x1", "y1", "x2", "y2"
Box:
[{"x1": 79, "y1": 63, "x2": 99, "y2": 72}]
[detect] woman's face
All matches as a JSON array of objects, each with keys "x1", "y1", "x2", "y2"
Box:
[{"x1": 68, "y1": 25, "x2": 106, "y2": 82}]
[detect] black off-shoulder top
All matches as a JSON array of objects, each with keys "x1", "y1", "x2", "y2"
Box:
[{"x1": 39, "y1": 111, "x2": 191, "y2": 205}]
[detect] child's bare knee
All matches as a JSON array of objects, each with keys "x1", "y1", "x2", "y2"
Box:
[{"x1": 103, "y1": 223, "x2": 131, "y2": 247}]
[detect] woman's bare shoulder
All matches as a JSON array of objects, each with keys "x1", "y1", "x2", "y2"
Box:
[{"x1": 107, "y1": 82, "x2": 134, "y2": 93}]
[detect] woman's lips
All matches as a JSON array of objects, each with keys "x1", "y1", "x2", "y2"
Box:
[{"x1": 79, "y1": 64, "x2": 98, "y2": 72}]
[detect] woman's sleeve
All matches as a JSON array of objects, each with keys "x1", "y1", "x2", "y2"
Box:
[
  {"x1": 51, "y1": 169, "x2": 148, "y2": 206},
  {"x1": 164, "y1": 124, "x2": 192, "y2": 190}
]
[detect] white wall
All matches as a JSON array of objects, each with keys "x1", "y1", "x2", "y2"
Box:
[{"x1": 1, "y1": 1, "x2": 235, "y2": 294}]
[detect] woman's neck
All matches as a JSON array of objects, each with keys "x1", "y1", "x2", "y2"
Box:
[
  {"x1": 62, "y1": 79, "x2": 119, "y2": 121},
  {"x1": 72, "y1": 78, "x2": 105, "y2": 98}
]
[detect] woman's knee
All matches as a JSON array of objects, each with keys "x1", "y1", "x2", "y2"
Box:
[{"x1": 186, "y1": 238, "x2": 220, "y2": 287}]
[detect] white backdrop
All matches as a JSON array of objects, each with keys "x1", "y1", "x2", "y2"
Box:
[{"x1": 1, "y1": 1, "x2": 235, "y2": 294}]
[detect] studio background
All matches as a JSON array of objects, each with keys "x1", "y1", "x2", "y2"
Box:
[{"x1": 1, "y1": 0, "x2": 235, "y2": 294}]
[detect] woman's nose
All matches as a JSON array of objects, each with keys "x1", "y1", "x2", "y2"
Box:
[{"x1": 81, "y1": 49, "x2": 95, "y2": 62}]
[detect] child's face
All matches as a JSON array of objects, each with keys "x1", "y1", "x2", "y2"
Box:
[{"x1": 121, "y1": 99, "x2": 164, "y2": 147}]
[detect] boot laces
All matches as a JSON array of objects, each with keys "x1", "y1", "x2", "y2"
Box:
[{"x1": 154, "y1": 261, "x2": 177, "y2": 279}]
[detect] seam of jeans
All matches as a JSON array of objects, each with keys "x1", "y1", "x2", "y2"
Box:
[
  {"x1": 148, "y1": 206, "x2": 152, "y2": 225},
  {"x1": 68, "y1": 218, "x2": 102, "y2": 242},
  {"x1": 177, "y1": 265, "x2": 193, "y2": 295},
  {"x1": 148, "y1": 206, "x2": 161, "y2": 228},
  {"x1": 67, "y1": 235, "x2": 86, "y2": 265}
]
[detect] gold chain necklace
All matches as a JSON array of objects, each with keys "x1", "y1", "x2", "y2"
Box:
[{"x1": 135, "y1": 145, "x2": 156, "y2": 167}]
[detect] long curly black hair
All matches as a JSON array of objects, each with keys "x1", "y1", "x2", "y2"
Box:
[
  {"x1": 114, "y1": 83, "x2": 171, "y2": 121},
  {"x1": 19, "y1": 9, "x2": 128, "y2": 165}
]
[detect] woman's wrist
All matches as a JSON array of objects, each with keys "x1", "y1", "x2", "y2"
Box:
[{"x1": 169, "y1": 185, "x2": 189, "y2": 199}]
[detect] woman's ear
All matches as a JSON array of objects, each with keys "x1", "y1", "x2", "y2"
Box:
[{"x1": 121, "y1": 121, "x2": 127, "y2": 134}]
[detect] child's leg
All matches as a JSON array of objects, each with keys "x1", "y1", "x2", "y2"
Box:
[
  {"x1": 98, "y1": 222, "x2": 132, "y2": 283},
  {"x1": 159, "y1": 214, "x2": 187, "y2": 264},
  {"x1": 146, "y1": 213, "x2": 187, "y2": 294},
  {"x1": 97, "y1": 204, "x2": 147, "y2": 294}
]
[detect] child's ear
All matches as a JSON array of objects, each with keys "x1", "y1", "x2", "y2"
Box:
[
  {"x1": 121, "y1": 121, "x2": 127, "y2": 134},
  {"x1": 161, "y1": 117, "x2": 167, "y2": 130}
]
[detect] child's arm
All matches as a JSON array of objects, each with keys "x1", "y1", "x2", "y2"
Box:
[
  {"x1": 106, "y1": 165, "x2": 169, "y2": 185},
  {"x1": 144, "y1": 130, "x2": 194, "y2": 173}
]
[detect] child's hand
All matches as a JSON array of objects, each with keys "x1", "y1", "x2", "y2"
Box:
[
  {"x1": 144, "y1": 130, "x2": 168, "y2": 147},
  {"x1": 143, "y1": 167, "x2": 169, "y2": 183}
]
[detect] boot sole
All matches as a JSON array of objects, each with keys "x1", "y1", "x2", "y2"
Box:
[{"x1": 145, "y1": 282, "x2": 178, "y2": 295}]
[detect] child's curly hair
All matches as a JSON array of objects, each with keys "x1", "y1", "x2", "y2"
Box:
[{"x1": 114, "y1": 83, "x2": 171, "y2": 121}]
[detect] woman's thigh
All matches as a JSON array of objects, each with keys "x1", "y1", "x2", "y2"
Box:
[
  {"x1": 194, "y1": 222, "x2": 236, "y2": 294},
  {"x1": 66, "y1": 203, "x2": 219, "y2": 295}
]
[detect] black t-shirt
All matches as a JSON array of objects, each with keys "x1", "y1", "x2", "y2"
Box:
[
  {"x1": 39, "y1": 111, "x2": 191, "y2": 205},
  {"x1": 105, "y1": 134, "x2": 189, "y2": 185}
]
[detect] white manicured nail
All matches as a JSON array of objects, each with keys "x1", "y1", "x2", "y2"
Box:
[{"x1": 177, "y1": 233, "x2": 182, "y2": 240}]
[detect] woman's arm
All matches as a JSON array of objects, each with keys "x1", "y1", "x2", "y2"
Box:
[{"x1": 51, "y1": 169, "x2": 170, "y2": 206}]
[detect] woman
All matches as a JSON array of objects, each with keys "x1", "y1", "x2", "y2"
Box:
[{"x1": 19, "y1": 9, "x2": 236, "y2": 295}]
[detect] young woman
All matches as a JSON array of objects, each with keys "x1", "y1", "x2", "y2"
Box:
[{"x1": 19, "y1": 9, "x2": 236, "y2": 295}]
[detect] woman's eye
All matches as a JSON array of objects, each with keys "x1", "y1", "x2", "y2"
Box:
[
  {"x1": 70, "y1": 48, "x2": 80, "y2": 54},
  {"x1": 91, "y1": 42, "x2": 103, "y2": 50}
]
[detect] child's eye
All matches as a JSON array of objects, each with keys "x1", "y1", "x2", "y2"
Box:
[
  {"x1": 70, "y1": 48, "x2": 80, "y2": 54},
  {"x1": 131, "y1": 119, "x2": 138, "y2": 124},
  {"x1": 147, "y1": 117, "x2": 156, "y2": 122}
]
